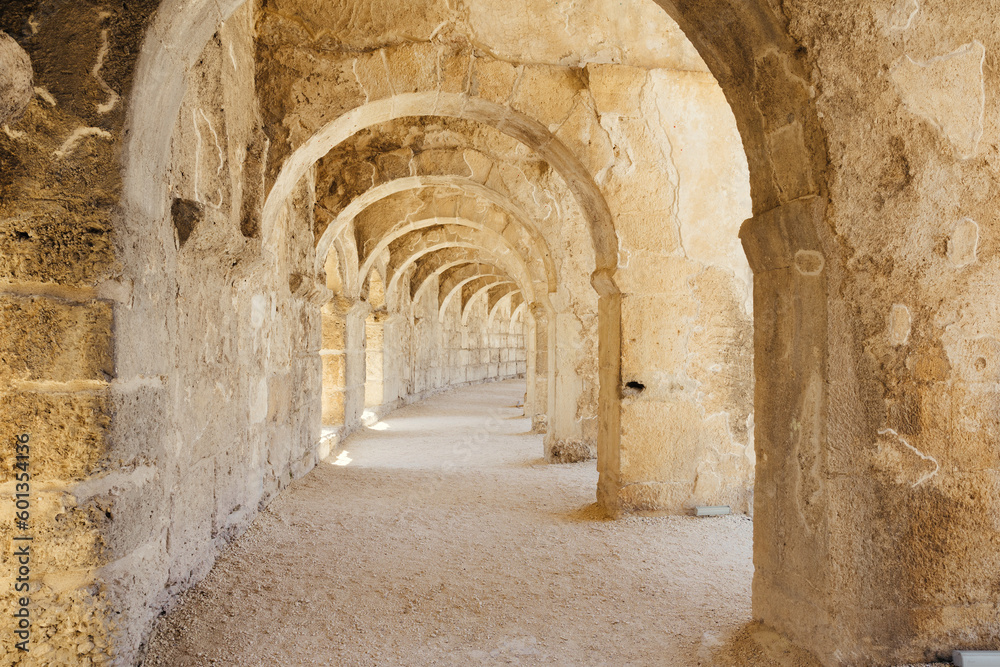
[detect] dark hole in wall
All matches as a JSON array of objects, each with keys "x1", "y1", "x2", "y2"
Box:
[
  {"x1": 623, "y1": 381, "x2": 645, "y2": 397},
  {"x1": 171, "y1": 197, "x2": 202, "y2": 246}
]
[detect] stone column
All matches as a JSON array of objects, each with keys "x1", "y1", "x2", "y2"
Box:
[
  {"x1": 524, "y1": 311, "x2": 537, "y2": 415},
  {"x1": 527, "y1": 302, "x2": 550, "y2": 434},
  {"x1": 364, "y1": 310, "x2": 386, "y2": 409},
  {"x1": 381, "y1": 313, "x2": 406, "y2": 408},
  {"x1": 321, "y1": 297, "x2": 367, "y2": 431},
  {"x1": 596, "y1": 231, "x2": 755, "y2": 513},
  {"x1": 737, "y1": 195, "x2": 834, "y2": 657},
  {"x1": 545, "y1": 308, "x2": 599, "y2": 463}
]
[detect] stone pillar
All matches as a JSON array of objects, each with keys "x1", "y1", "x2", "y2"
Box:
[
  {"x1": 545, "y1": 308, "x2": 599, "y2": 463},
  {"x1": 736, "y1": 195, "x2": 834, "y2": 656},
  {"x1": 596, "y1": 236, "x2": 754, "y2": 513},
  {"x1": 524, "y1": 312, "x2": 537, "y2": 415},
  {"x1": 527, "y1": 302, "x2": 550, "y2": 434},
  {"x1": 344, "y1": 301, "x2": 368, "y2": 429},
  {"x1": 364, "y1": 310, "x2": 386, "y2": 409},
  {"x1": 382, "y1": 313, "x2": 406, "y2": 407},
  {"x1": 321, "y1": 297, "x2": 367, "y2": 431},
  {"x1": 320, "y1": 301, "x2": 347, "y2": 426},
  {"x1": 740, "y1": 196, "x2": 995, "y2": 665}
]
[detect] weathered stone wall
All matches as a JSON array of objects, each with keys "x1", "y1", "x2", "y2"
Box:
[
  {"x1": 0, "y1": 2, "x2": 158, "y2": 664},
  {"x1": 745, "y1": 1, "x2": 1000, "y2": 663},
  {"x1": 101, "y1": 5, "x2": 327, "y2": 663}
]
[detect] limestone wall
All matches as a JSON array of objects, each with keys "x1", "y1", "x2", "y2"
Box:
[
  {"x1": 102, "y1": 5, "x2": 328, "y2": 661},
  {"x1": 0, "y1": 2, "x2": 160, "y2": 663}
]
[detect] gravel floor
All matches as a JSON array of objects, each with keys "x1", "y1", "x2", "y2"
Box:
[{"x1": 140, "y1": 380, "x2": 947, "y2": 667}]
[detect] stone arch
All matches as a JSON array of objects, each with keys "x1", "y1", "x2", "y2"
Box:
[
  {"x1": 383, "y1": 225, "x2": 539, "y2": 306},
  {"x1": 123, "y1": 0, "x2": 827, "y2": 296},
  {"x1": 260, "y1": 93, "x2": 617, "y2": 283},
  {"x1": 461, "y1": 280, "x2": 518, "y2": 326},
  {"x1": 411, "y1": 257, "x2": 514, "y2": 303},
  {"x1": 315, "y1": 175, "x2": 559, "y2": 293},
  {"x1": 436, "y1": 263, "x2": 518, "y2": 322},
  {"x1": 490, "y1": 290, "x2": 524, "y2": 329},
  {"x1": 358, "y1": 213, "x2": 549, "y2": 300}
]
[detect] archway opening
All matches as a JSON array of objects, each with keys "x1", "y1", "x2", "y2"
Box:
[{"x1": 111, "y1": 0, "x2": 834, "y2": 663}]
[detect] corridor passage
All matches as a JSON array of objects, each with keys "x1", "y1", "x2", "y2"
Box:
[{"x1": 142, "y1": 381, "x2": 761, "y2": 666}]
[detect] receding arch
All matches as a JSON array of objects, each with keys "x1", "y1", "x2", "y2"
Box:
[
  {"x1": 489, "y1": 290, "x2": 524, "y2": 328},
  {"x1": 414, "y1": 258, "x2": 513, "y2": 301},
  {"x1": 382, "y1": 224, "x2": 539, "y2": 305},
  {"x1": 261, "y1": 93, "x2": 617, "y2": 285},
  {"x1": 461, "y1": 279, "x2": 518, "y2": 326},
  {"x1": 315, "y1": 175, "x2": 560, "y2": 293},
  {"x1": 436, "y1": 263, "x2": 518, "y2": 321},
  {"x1": 356, "y1": 214, "x2": 550, "y2": 298}
]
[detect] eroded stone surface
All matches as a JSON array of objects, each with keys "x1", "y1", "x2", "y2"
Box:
[{"x1": 0, "y1": 31, "x2": 32, "y2": 125}]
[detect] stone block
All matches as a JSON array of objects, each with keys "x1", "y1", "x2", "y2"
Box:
[
  {"x1": 0, "y1": 580, "x2": 112, "y2": 665},
  {"x1": 0, "y1": 296, "x2": 112, "y2": 383},
  {"x1": 620, "y1": 293, "x2": 698, "y2": 381},
  {"x1": 472, "y1": 57, "x2": 520, "y2": 105},
  {"x1": 0, "y1": 390, "x2": 108, "y2": 483},
  {"x1": 165, "y1": 457, "x2": 215, "y2": 585},
  {"x1": 438, "y1": 46, "x2": 472, "y2": 94},
  {"x1": 587, "y1": 64, "x2": 647, "y2": 116},
  {"x1": 105, "y1": 380, "x2": 169, "y2": 471},
  {"x1": 352, "y1": 51, "x2": 392, "y2": 102},
  {"x1": 383, "y1": 42, "x2": 440, "y2": 95},
  {"x1": 0, "y1": 490, "x2": 106, "y2": 571},
  {"x1": 510, "y1": 65, "x2": 582, "y2": 128}
]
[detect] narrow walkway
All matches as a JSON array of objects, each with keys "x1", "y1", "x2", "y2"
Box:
[{"x1": 143, "y1": 380, "x2": 759, "y2": 666}]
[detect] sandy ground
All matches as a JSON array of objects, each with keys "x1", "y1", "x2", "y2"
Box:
[{"x1": 140, "y1": 381, "x2": 944, "y2": 666}]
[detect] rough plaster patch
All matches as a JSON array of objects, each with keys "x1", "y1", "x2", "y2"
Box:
[
  {"x1": 250, "y1": 294, "x2": 268, "y2": 328},
  {"x1": 955, "y1": 336, "x2": 1000, "y2": 383},
  {"x1": 0, "y1": 31, "x2": 33, "y2": 124},
  {"x1": 92, "y1": 28, "x2": 120, "y2": 114},
  {"x1": 891, "y1": 42, "x2": 986, "y2": 159},
  {"x1": 192, "y1": 108, "x2": 226, "y2": 208},
  {"x1": 72, "y1": 466, "x2": 158, "y2": 503},
  {"x1": 794, "y1": 250, "x2": 824, "y2": 275},
  {"x1": 947, "y1": 217, "x2": 979, "y2": 268},
  {"x1": 54, "y1": 126, "x2": 112, "y2": 158},
  {"x1": 889, "y1": 304, "x2": 912, "y2": 346},
  {"x1": 250, "y1": 379, "x2": 268, "y2": 424}
]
